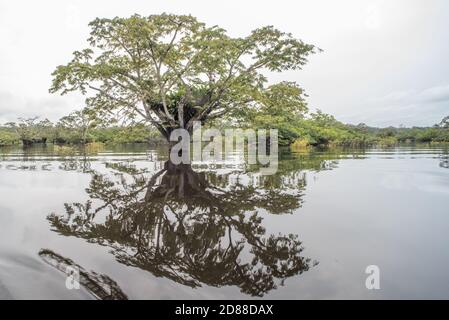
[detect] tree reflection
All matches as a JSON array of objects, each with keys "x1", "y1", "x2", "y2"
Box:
[
  {"x1": 47, "y1": 155, "x2": 328, "y2": 297},
  {"x1": 440, "y1": 150, "x2": 449, "y2": 169}
]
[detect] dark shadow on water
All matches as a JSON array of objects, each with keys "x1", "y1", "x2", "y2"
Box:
[
  {"x1": 39, "y1": 249, "x2": 128, "y2": 300},
  {"x1": 46, "y1": 154, "x2": 331, "y2": 297}
]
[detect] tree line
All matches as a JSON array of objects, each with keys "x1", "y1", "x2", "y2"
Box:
[
  {"x1": 1, "y1": 111, "x2": 447, "y2": 147},
  {"x1": 0, "y1": 109, "x2": 163, "y2": 146}
]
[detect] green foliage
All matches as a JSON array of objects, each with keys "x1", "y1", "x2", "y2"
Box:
[
  {"x1": 237, "y1": 105, "x2": 372, "y2": 147},
  {"x1": 55, "y1": 108, "x2": 99, "y2": 144},
  {"x1": 309, "y1": 110, "x2": 340, "y2": 127},
  {"x1": 234, "y1": 82, "x2": 309, "y2": 145},
  {"x1": 0, "y1": 129, "x2": 19, "y2": 146},
  {"x1": 1, "y1": 113, "x2": 164, "y2": 146},
  {"x1": 293, "y1": 118, "x2": 369, "y2": 147},
  {"x1": 5, "y1": 117, "x2": 53, "y2": 144},
  {"x1": 238, "y1": 108, "x2": 449, "y2": 147},
  {"x1": 90, "y1": 125, "x2": 163, "y2": 144},
  {"x1": 51, "y1": 124, "x2": 163, "y2": 145},
  {"x1": 50, "y1": 13, "x2": 317, "y2": 140}
]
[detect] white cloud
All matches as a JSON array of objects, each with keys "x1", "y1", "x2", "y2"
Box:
[
  {"x1": 418, "y1": 85, "x2": 449, "y2": 103},
  {"x1": 342, "y1": 84, "x2": 449, "y2": 127},
  {"x1": 376, "y1": 85, "x2": 449, "y2": 105},
  {"x1": 0, "y1": 90, "x2": 82, "y2": 124}
]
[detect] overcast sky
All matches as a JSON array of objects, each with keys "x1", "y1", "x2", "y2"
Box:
[{"x1": 1, "y1": 0, "x2": 448, "y2": 127}]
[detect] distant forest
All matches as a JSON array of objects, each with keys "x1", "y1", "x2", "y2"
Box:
[{"x1": 1, "y1": 111, "x2": 448, "y2": 148}]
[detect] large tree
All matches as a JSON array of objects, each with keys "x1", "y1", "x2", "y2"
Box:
[
  {"x1": 50, "y1": 14, "x2": 316, "y2": 140},
  {"x1": 57, "y1": 108, "x2": 97, "y2": 144}
]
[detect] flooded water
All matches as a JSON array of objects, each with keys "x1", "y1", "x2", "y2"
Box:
[{"x1": 0, "y1": 144, "x2": 448, "y2": 299}]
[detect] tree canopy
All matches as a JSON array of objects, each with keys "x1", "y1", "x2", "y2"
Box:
[
  {"x1": 50, "y1": 14, "x2": 317, "y2": 140},
  {"x1": 57, "y1": 108, "x2": 98, "y2": 144}
]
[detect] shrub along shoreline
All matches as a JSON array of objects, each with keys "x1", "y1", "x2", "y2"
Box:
[
  {"x1": 1, "y1": 115, "x2": 448, "y2": 148},
  {"x1": 0, "y1": 123, "x2": 165, "y2": 147},
  {"x1": 289, "y1": 120, "x2": 449, "y2": 148}
]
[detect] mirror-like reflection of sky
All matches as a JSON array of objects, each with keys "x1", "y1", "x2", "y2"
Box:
[{"x1": 0, "y1": 144, "x2": 448, "y2": 299}]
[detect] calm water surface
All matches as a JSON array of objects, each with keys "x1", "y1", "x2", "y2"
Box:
[{"x1": 0, "y1": 144, "x2": 448, "y2": 299}]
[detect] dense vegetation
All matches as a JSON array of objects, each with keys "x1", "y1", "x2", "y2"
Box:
[
  {"x1": 1, "y1": 113, "x2": 448, "y2": 148},
  {"x1": 231, "y1": 88, "x2": 449, "y2": 147},
  {"x1": 290, "y1": 113, "x2": 449, "y2": 147},
  {"x1": 0, "y1": 115, "x2": 164, "y2": 146}
]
